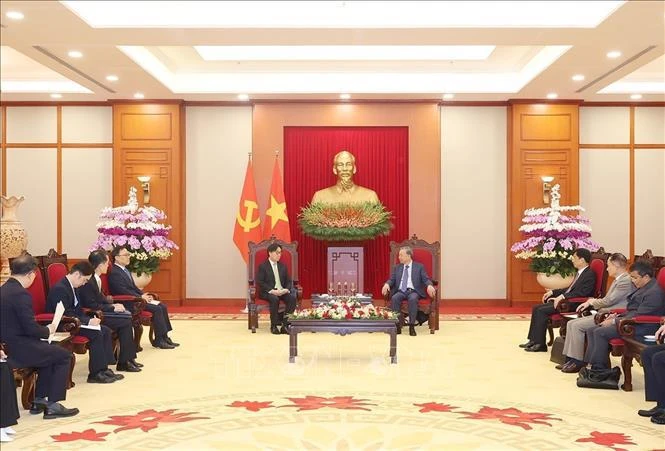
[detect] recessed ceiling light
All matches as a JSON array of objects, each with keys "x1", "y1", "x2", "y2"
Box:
[
  {"x1": 133, "y1": 92, "x2": 144, "y2": 99},
  {"x1": 572, "y1": 74, "x2": 585, "y2": 81},
  {"x1": 442, "y1": 93, "x2": 455, "y2": 100},
  {"x1": 606, "y1": 50, "x2": 621, "y2": 59},
  {"x1": 50, "y1": 93, "x2": 63, "y2": 99},
  {"x1": 5, "y1": 11, "x2": 24, "y2": 20},
  {"x1": 68, "y1": 50, "x2": 83, "y2": 58},
  {"x1": 237, "y1": 94, "x2": 249, "y2": 101},
  {"x1": 546, "y1": 93, "x2": 558, "y2": 99},
  {"x1": 106, "y1": 75, "x2": 119, "y2": 82},
  {"x1": 339, "y1": 93, "x2": 351, "y2": 100},
  {"x1": 630, "y1": 94, "x2": 643, "y2": 100}
]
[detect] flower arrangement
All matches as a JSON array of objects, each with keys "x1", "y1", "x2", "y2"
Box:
[
  {"x1": 90, "y1": 187, "x2": 178, "y2": 276},
  {"x1": 510, "y1": 184, "x2": 600, "y2": 278},
  {"x1": 289, "y1": 298, "x2": 398, "y2": 320},
  {"x1": 298, "y1": 202, "x2": 393, "y2": 241}
]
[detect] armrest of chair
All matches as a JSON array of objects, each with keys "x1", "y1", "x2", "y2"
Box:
[
  {"x1": 557, "y1": 296, "x2": 587, "y2": 313},
  {"x1": 292, "y1": 280, "x2": 303, "y2": 309},
  {"x1": 109, "y1": 295, "x2": 147, "y2": 316},
  {"x1": 594, "y1": 308, "x2": 628, "y2": 324},
  {"x1": 60, "y1": 316, "x2": 82, "y2": 336},
  {"x1": 248, "y1": 279, "x2": 257, "y2": 306},
  {"x1": 617, "y1": 315, "x2": 664, "y2": 338}
]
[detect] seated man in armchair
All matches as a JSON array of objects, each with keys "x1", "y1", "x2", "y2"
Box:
[
  {"x1": 257, "y1": 243, "x2": 296, "y2": 335},
  {"x1": 381, "y1": 246, "x2": 436, "y2": 337}
]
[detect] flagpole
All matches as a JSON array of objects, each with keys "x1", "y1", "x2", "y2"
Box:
[{"x1": 241, "y1": 151, "x2": 253, "y2": 314}]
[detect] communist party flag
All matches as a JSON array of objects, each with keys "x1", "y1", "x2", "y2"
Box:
[
  {"x1": 263, "y1": 157, "x2": 291, "y2": 241},
  {"x1": 233, "y1": 158, "x2": 262, "y2": 263}
]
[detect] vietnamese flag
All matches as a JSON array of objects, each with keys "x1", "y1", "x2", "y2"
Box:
[
  {"x1": 263, "y1": 157, "x2": 291, "y2": 241},
  {"x1": 233, "y1": 159, "x2": 262, "y2": 263}
]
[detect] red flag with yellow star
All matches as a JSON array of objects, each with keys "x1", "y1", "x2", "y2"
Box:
[
  {"x1": 233, "y1": 159, "x2": 262, "y2": 263},
  {"x1": 263, "y1": 157, "x2": 291, "y2": 241}
]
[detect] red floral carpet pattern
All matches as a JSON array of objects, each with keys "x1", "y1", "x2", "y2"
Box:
[{"x1": 40, "y1": 394, "x2": 655, "y2": 449}]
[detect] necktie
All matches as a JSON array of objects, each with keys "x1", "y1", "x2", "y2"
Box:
[
  {"x1": 73, "y1": 289, "x2": 79, "y2": 307},
  {"x1": 400, "y1": 265, "x2": 409, "y2": 292},
  {"x1": 272, "y1": 263, "x2": 283, "y2": 290},
  {"x1": 565, "y1": 271, "x2": 581, "y2": 293}
]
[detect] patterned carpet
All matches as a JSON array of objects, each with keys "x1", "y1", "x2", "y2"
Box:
[
  {"x1": 169, "y1": 313, "x2": 530, "y2": 321},
  {"x1": 5, "y1": 320, "x2": 663, "y2": 450}
]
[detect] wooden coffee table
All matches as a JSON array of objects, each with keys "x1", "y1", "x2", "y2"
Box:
[{"x1": 288, "y1": 319, "x2": 398, "y2": 364}]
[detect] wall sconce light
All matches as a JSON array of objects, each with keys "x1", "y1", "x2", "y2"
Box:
[
  {"x1": 137, "y1": 176, "x2": 151, "y2": 205},
  {"x1": 541, "y1": 176, "x2": 554, "y2": 204}
]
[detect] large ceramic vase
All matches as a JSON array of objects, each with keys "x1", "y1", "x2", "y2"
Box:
[
  {"x1": 0, "y1": 196, "x2": 28, "y2": 284},
  {"x1": 132, "y1": 272, "x2": 153, "y2": 290},
  {"x1": 536, "y1": 272, "x2": 574, "y2": 291}
]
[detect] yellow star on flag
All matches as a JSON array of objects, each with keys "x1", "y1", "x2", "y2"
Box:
[{"x1": 265, "y1": 195, "x2": 288, "y2": 229}]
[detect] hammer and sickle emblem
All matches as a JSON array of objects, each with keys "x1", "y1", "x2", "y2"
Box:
[{"x1": 237, "y1": 200, "x2": 260, "y2": 232}]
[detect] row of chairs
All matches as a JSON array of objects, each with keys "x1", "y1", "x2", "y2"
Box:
[{"x1": 247, "y1": 234, "x2": 441, "y2": 334}]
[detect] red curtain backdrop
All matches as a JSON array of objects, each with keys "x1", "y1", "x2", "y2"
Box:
[{"x1": 284, "y1": 126, "x2": 409, "y2": 299}]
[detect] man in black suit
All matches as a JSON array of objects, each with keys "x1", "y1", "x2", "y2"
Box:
[
  {"x1": 107, "y1": 246, "x2": 177, "y2": 349},
  {"x1": 78, "y1": 250, "x2": 142, "y2": 372},
  {"x1": 47, "y1": 261, "x2": 121, "y2": 384},
  {"x1": 0, "y1": 253, "x2": 79, "y2": 419},
  {"x1": 520, "y1": 248, "x2": 596, "y2": 352},
  {"x1": 256, "y1": 243, "x2": 296, "y2": 335},
  {"x1": 637, "y1": 323, "x2": 665, "y2": 425},
  {"x1": 381, "y1": 246, "x2": 436, "y2": 336},
  {"x1": 584, "y1": 261, "x2": 665, "y2": 371}
]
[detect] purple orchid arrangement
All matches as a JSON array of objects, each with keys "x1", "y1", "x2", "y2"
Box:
[
  {"x1": 90, "y1": 187, "x2": 178, "y2": 275},
  {"x1": 510, "y1": 184, "x2": 600, "y2": 277}
]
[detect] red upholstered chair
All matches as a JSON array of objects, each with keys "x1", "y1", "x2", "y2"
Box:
[
  {"x1": 46, "y1": 262, "x2": 68, "y2": 291},
  {"x1": 247, "y1": 237, "x2": 302, "y2": 333},
  {"x1": 384, "y1": 234, "x2": 440, "y2": 334},
  {"x1": 546, "y1": 258, "x2": 607, "y2": 346},
  {"x1": 100, "y1": 266, "x2": 150, "y2": 351},
  {"x1": 37, "y1": 248, "x2": 68, "y2": 292}
]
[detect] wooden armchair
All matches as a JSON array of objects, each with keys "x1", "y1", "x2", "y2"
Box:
[
  {"x1": 247, "y1": 237, "x2": 303, "y2": 333},
  {"x1": 546, "y1": 257, "x2": 608, "y2": 345},
  {"x1": 384, "y1": 234, "x2": 440, "y2": 334}
]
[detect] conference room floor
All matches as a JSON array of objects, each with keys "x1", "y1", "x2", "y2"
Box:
[{"x1": 6, "y1": 319, "x2": 663, "y2": 450}]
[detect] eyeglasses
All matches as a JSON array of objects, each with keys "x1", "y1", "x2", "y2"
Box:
[{"x1": 118, "y1": 253, "x2": 131, "y2": 257}]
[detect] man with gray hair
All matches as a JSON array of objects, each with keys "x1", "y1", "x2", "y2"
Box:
[
  {"x1": 382, "y1": 246, "x2": 436, "y2": 336},
  {"x1": 558, "y1": 253, "x2": 632, "y2": 373}
]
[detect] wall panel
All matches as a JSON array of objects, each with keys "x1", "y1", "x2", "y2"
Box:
[
  {"x1": 580, "y1": 150, "x2": 630, "y2": 256},
  {"x1": 634, "y1": 150, "x2": 665, "y2": 255},
  {"x1": 6, "y1": 148, "x2": 57, "y2": 254},
  {"x1": 634, "y1": 107, "x2": 665, "y2": 145},
  {"x1": 62, "y1": 148, "x2": 113, "y2": 257},
  {"x1": 185, "y1": 106, "x2": 253, "y2": 299},
  {"x1": 579, "y1": 107, "x2": 629, "y2": 145},
  {"x1": 62, "y1": 107, "x2": 113, "y2": 143},
  {"x1": 6, "y1": 107, "x2": 57, "y2": 143},
  {"x1": 441, "y1": 106, "x2": 506, "y2": 300}
]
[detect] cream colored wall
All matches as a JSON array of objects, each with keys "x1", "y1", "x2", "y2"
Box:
[
  {"x1": 635, "y1": 107, "x2": 665, "y2": 144},
  {"x1": 3, "y1": 106, "x2": 112, "y2": 258},
  {"x1": 579, "y1": 107, "x2": 630, "y2": 144},
  {"x1": 634, "y1": 150, "x2": 665, "y2": 256},
  {"x1": 185, "y1": 106, "x2": 253, "y2": 299},
  {"x1": 580, "y1": 150, "x2": 630, "y2": 255},
  {"x1": 440, "y1": 106, "x2": 507, "y2": 299}
]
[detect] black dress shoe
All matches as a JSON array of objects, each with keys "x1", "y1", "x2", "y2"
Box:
[
  {"x1": 153, "y1": 340, "x2": 175, "y2": 349},
  {"x1": 271, "y1": 325, "x2": 280, "y2": 335},
  {"x1": 651, "y1": 413, "x2": 665, "y2": 425},
  {"x1": 129, "y1": 359, "x2": 144, "y2": 368},
  {"x1": 524, "y1": 343, "x2": 548, "y2": 352},
  {"x1": 116, "y1": 362, "x2": 141, "y2": 372},
  {"x1": 164, "y1": 336, "x2": 180, "y2": 347},
  {"x1": 29, "y1": 399, "x2": 48, "y2": 415},
  {"x1": 555, "y1": 363, "x2": 565, "y2": 370},
  {"x1": 409, "y1": 325, "x2": 417, "y2": 336},
  {"x1": 43, "y1": 402, "x2": 80, "y2": 419},
  {"x1": 562, "y1": 362, "x2": 586, "y2": 373},
  {"x1": 519, "y1": 340, "x2": 535, "y2": 348},
  {"x1": 87, "y1": 371, "x2": 116, "y2": 384},
  {"x1": 396, "y1": 326, "x2": 402, "y2": 335},
  {"x1": 104, "y1": 369, "x2": 125, "y2": 380},
  {"x1": 638, "y1": 406, "x2": 665, "y2": 417},
  {"x1": 280, "y1": 325, "x2": 290, "y2": 334}
]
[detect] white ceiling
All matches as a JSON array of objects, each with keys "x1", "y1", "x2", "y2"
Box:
[{"x1": 0, "y1": 0, "x2": 663, "y2": 102}]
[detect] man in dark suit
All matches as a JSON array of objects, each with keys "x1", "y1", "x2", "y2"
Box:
[
  {"x1": 107, "y1": 246, "x2": 177, "y2": 349},
  {"x1": 381, "y1": 246, "x2": 436, "y2": 336},
  {"x1": 78, "y1": 250, "x2": 142, "y2": 372},
  {"x1": 584, "y1": 261, "x2": 665, "y2": 371},
  {"x1": 46, "y1": 261, "x2": 121, "y2": 384},
  {"x1": 256, "y1": 243, "x2": 296, "y2": 335},
  {"x1": 638, "y1": 323, "x2": 665, "y2": 425},
  {"x1": 0, "y1": 253, "x2": 79, "y2": 419},
  {"x1": 520, "y1": 248, "x2": 596, "y2": 352}
]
